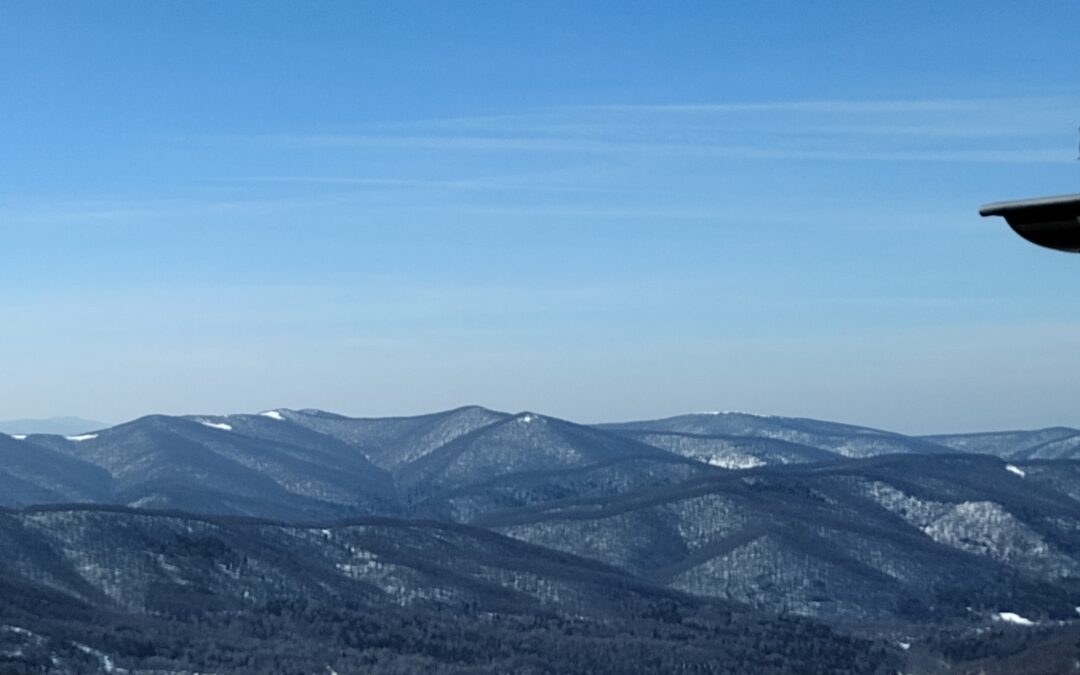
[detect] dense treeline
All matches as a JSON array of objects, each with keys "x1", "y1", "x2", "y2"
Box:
[
  {"x1": 0, "y1": 582, "x2": 896, "y2": 675},
  {"x1": 912, "y1": 624, "x2": 1080, "y2": 675}
]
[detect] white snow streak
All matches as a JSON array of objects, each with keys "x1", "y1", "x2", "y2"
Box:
[
  {"x1": 200, "y1": 421, "x2": 233, "y2": 431},
  {"x1": 0, "y1": 626, "x2": 33, "y2": 637},
  {"x1": 995, "y1": 611, "x2": 1034, "y2": 626},
  {"x1": 708, "y1": 455, "x2": 765, "y2": 469},
  {"x1": 66, "y1": 434, "x2": 97, "y2": 442},
  {"x1": 73, "y1": 642, "x2": 115, "y2": 672},
  {"x1": 10, "y1": 435, "x2": 26, "y2": 441},
  {"x1": 1005, "y1": 464, "x2": 1026, "y2": 478},
  {"x1": 260, "y1": 410, "x2": 285, "y2": 421}
]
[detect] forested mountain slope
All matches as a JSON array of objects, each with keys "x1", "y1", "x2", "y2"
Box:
[
  {"x1": 483, "y1": 454, "x2": 1080, "y2": 622},
  {"x1": 0, "y1": 505, "x2": 893, "y2": 675}
]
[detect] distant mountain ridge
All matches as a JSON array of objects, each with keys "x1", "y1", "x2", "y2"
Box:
[
  {"x1": 0, "y1": 416, "x2": 107, "y2": 436},
  {"x1": 3, "y1": 407, "x2": 1079, "y2": 522},
  {"x1": 599, "y1": 411, "x2": 955, "y2": 457},
  {"x1": 1, "y1": 407, "x2": 718, "y2": 520}
]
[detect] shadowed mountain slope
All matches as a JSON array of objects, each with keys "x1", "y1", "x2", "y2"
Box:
[
  {"x1": 0, "y1": 435, "x2": 111, "y2": 506},
  {"x1": 21, "y1": 415, "x2": 396, "y2": 519},
  {"x1": 410, "y1": 453, "x2": 712, "y2": 523},
  {"x1": 0, "y1": 505, "x2": 698, "y2": 619},
  {"x1": 276, "y1": 406, "x2": 512, "y2": 470},
  {"x1": 398, "y1": 413, "x2": 707, "y2": 496}
]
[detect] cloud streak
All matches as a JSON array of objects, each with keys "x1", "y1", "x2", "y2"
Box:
[
  {"x1": 578, "y1": 96, "x2": 1060, "y2": 114},
  {"x1": 253, "y1": 135, "x2": 1067, "y2": 164},
  {"x1": 234, "y1": 95, "x2": 1080, "y2": 165}
]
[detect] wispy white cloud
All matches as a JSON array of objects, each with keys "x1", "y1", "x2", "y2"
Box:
[
  {"x1": 257, "y1": 133, "x2": 622, "y2": 154},
  {"x1": 237, "y1": 94, "x2": 1079, "y2": 164},
  {"x1": 209, "y1": 170, "x2": 618, "y2": 196},
  {"x1": 365, "y1": 96, "x2": 1055, "y2": 131},
  {"x1": 25, "y1": 94, "x2": 1066, "y2": 231},
  {"x1": 577, "y1": 97, "x2": 1063, "y2": 114},
  {"x1": 251, "y1": 134, "x2": 1067, "y2": 164},
  {"x1": 219, "y1": 176, "x2": 447, "y2": 187}
]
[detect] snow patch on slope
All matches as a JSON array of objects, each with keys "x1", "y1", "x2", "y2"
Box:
[
  {"x1": 995, "y1": 611, "x2": 1034, "y2": 626},
  {"x1": 200, "y1": 421, "x2": 233, "y2": 431},
  {"x1": 708, "y1": 454, "x2": 765, "y2": 469},
  {"x1": 1005, "y1": 464, "x2": 1025, "y2": 478},
  {"x1": 260, "y1": 410, "x2": 285, "y2": 421},
  {"x1": 66, "y1": 434, "x2": 97, "y2": 442}
]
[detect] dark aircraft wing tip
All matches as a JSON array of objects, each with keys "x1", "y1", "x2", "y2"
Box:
[{"x1": 979, "y1": 193, "x2": 1080, "y2": 217}]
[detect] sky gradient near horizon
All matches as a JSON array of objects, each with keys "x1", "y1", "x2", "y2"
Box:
[{"x1": 3, "y1": 1, "x2": 1080, "y2": 433}]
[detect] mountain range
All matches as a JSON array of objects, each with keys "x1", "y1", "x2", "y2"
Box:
[
  {"x1": 6, "y1": 407, "x2": 1079, "y2": 521},
  {"x1": 2, "y1": 406, "x2": 1080, "y2": 673}
]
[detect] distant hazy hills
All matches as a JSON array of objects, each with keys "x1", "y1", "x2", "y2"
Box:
[{"x1": 0, "y1": 416, "x2": 107, "y2": 436}]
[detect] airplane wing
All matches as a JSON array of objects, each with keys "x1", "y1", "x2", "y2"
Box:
[{"x1": 980, "y1": 193, "x2": 1080, "y2": 252}]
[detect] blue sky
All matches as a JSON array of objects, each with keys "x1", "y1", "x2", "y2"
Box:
[{"x1": 3, "y1": 1, "x2": 1080, "y2": 432}]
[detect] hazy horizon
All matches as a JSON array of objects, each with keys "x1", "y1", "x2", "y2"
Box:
[
  {"x1": 4, "y1": 401, "x2": 1078, "y2": 438},
  {"x1": 4, "y1": 2, "x2": 1080, "y2": 434}
]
